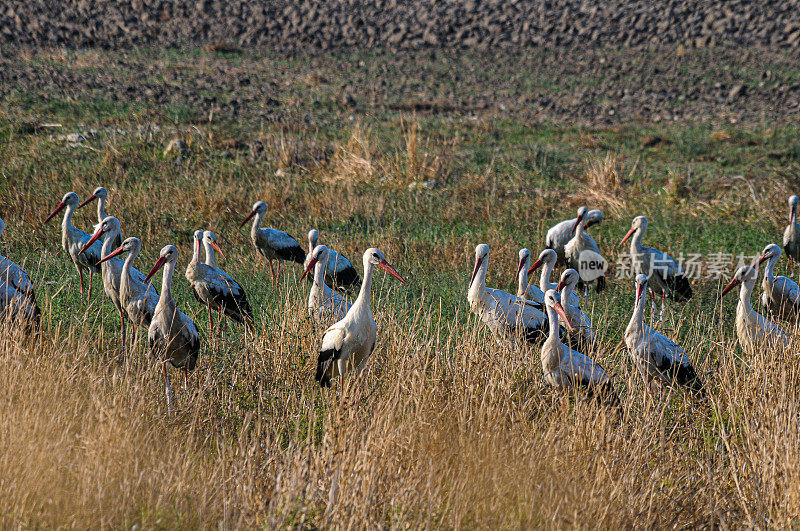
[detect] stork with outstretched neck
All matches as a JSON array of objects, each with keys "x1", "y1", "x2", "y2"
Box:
[
  {"x1": 619, "y1": 215, "x2": 692, "y2": 322},
  {"x1": 304, "y1": 229, "x2": 360, "y2": 290},
  {"x1": 540, "y1": 289, "x2": 618, "y2": 405},
  {"x1": 784, "y1": 195, "x2": 800, "y2": 272},
  {"x1": 757, "y1": 243, "x2": 800, "y2": 322},
  {"x1": 145, "y1": 245, "x2": 201, "y2": 415},
  {"x1": 555, "y1": 268, "x2": 594, "y2": 347},
  {"x1": 240, "y1": 201, "x2": 305, "y2": 283},
  {"x1": 202, "y1": 230, "x2": 254, "y2": 330},
  {"x1": 43, "y1": 192, "x2": 102, "y2": 300},
  {"x1": 315, "y1": 248, "x2": 407, "y2": 391},
  {"x1": 97, "y1": 237, "x2": 160, "y2": 330},
  {"x1": 546, "y1": 208, "x2": 604, "y2": 265},
  {"x1": 721, "y1": 265, "x2": 790, "y2": 353},
  {"x1": 625, "y1": 274, "x2": 703, "y2": 395},
  {"x1": 565, "y1": 207, "x2": 607, "y2": 293}
]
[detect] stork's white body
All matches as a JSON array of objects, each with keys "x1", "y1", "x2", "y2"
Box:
[
  {"x1": 730, "y1": 267, "x2": 790, "y2": 352},
  {"x1": 546, "y1": 209, "x2": 603, "y2": 264},
  {"x1": 759, "y1": 245, "x2": 800, "y2": 322},
  {"x1": 557, "y1": 270, "x2": 594, "y2": 345},
  {"x1": 304, "y1": 229, "x2": 360, "y2": 289},
  {"x1": 783, "y1": 196, "x2": 800, "y2": 264},
  {"x1": 564, "y1": 208, "x2": 606, "y2": 292},
  {"x1": 117, "y1": 238, "x2": 159, "y2": 328},
  {"x1": 243, "y1": 202, "x2": 305, "y2": 282},
  {"x1": 308, "y1": 246, "x2": 351, "y2": 324},
  {"x1": 0, "y1": 218, "x2": 39, "y2": 326}
]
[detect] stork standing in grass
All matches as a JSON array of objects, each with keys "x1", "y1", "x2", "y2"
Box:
[
  {"x1": 304, "y1": 229, "x2": 360, "y2": 290},
  {"x1": 145, "y1": 245, "x2": 201, "y2": 415},
  {"x1": 78, "y1": 186, "x2": 122, "y2": 248},
  {"x1": 0, "y1": 217, "x2": 40, "y2": 329},
  {"x1": 240, "y1": 201, "x2": 305, "y2": 283},
  {"x1": 468, "y1": 244, "x2": 550, "y2": 346},
  {"x1": 515, "y1": 248, "x2": 545, "y2": 304},
  {"x1": 301, "y1": 244, "x2": 351, "y2": 324},
  {"x1": 784, "y1": 195, "x2": 800, "y2": 271},
  {"x1": 565, "y1": 206, "x2": 607, "y2": 293},
  {"x1": 546, "y1": 209, "x2": 604, "y2": 265},
  {"x1": 540, "y1": 289, "x2": 618, "y2": 405},
  {"x1": 97, "y1": 237, "x2": 160, "y2": 330},
  {"x1": 619, "y1": 215, "x2": 692, "y2": 321},
  {"x1": 315, "y1": 248, "x2": 407, "y2": 390},
  {"x1": 43, "y1": 192, "x2": 102, "y2": 300},
  {"x1": 202, "y1": 230, "x2": 254, "y2": 330},
  {"x1": 721, "y1": 265, "x2": 790, "y2": 353},
  {"x1": 555, "y1": 268, "x2": 594, "y2": 347},
  {"x1": 625, "y1": 274, "x2": 703, "y2": 395},
  {"x1": 757, "y1": 243, "x2": 800, "y2": 322}
]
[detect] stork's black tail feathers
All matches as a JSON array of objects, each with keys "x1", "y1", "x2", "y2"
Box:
[
  {"x1": 333, "y1": 267, "x2": 361, "y2": 291},
  {"x1": 316, "y1": 347, "x2": 336, "y2": 388},
  {"x1": 668, "y1": 274, "x2": 693, "y2": 303},
  {"x1": 595, "y1": 275, "x2": 606, "y2": 293},
  {"x1": 675, "y1": 363, "x2": 704, "y2": 397}
]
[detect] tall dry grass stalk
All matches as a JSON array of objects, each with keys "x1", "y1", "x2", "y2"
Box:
[{"x1": 4, "y1": 278, "x2": 800, "y2": 527}]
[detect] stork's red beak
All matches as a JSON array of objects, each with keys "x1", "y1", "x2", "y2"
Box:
[
  {"x1": 619, "y1": 226, "x2": 636, "y2": 247},
  {"x1": 515, "y1": 258, "x2": 526, "y2": 282},
  {"x1": 144, "y1": 256, "x2": 167, "y2": 284},
  {"x1": 757, "y1": 253, "x2": 768, "y2": 265},
  {"x1": 299, "y1": 258, "x2": 318, "y2": 283},
  {"x1": 635, "y1": 282, "x2": 644, "y2": 304},
  {"x1": 210, "y1": 240, "x2": 225, "y2": 258},
  {"x1": 527, "y1": 257, "x2": 543, "y2": 276},
  {"x1": 470, "y1": 257, "x2": 483, "y2": 287},
  {"x1": 554, "y1": 302, "x2": 573, "y2": 331},
  {"x1": 570, "y1": 215, "x2": 583, "y2": 237},
  {"x1": 79, "y1": 225, "x2": 104, "y2": 256},
  {"x1": 720, "y1": 277, "x2": 741, "y2": 298},
  {"x1": 555, "y1": 280, "x2": 566, "y2": 292},
  {"x1": 378, "y1": 259, "x2": 407, "y2": 284},
  {"x1": 240, "y1": 210, "x2": 256, "y2": 228},
  {"x1": 43, "y1": 201, "x2": 66, "y2": 224},
  {"x1": 791, "y1": 205, "x2": 797, "y2": 226},
  {"x1": 97, "y1": 245, "x2": 125, "y2": 264},
  {"x1": 77, "y1": 193, "x2": 98, "y2": 209}
]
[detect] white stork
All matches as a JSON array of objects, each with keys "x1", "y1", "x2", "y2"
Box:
[
  {"x1": 528, "y1": 248, "x2": 580, "y2": 308},
  {"x1": 0, "y1": 217, "x2": 40, "y2": 329},
  {"x1": 202, "y1": 230, "x2": 254, "y2": 329},
  {"x1": 783, "y1": 195, "x2": 800, "y2": 271},
  {"x1": 540, "y1": 289, "x2": 618, "y2": 405},
  {"x1": 240, "y1": 201, "x2": 305, "y2": 283},
  {"x1": 97, "y1": 237, "x2": 160, "y2": 329},
  {"x1": 546, "y1": 208, "x2": 604, "y2": 264},
  {"x1": 304, "y1": 229, "x2": 360, "y2": 290},
  {"x1": 78, "y1": 186, "x2": 122, "y2": 248},
  {"x1": 515, "y1": 248, "x2": 544, "y2": 304},
  {"x1": 721, "y1": 265, "x2": 790, "y2": 353},
  {"x1": 564, "y1": 206, "x2": 607, "y2": 293},
  {"x1": 625, "y1": 274, "x2": 703, "y2": 395},
  {"x1": 315, "y1": 248, "x2": 407, "y2": 390},
  {"x1": 145, "y1": 245, "x2": 201, "y2": 415},
  {"x1": 186, "y1": 230, "x2": 253, "y2": 335},
  {"x1": 43, "y1": 192, "x2": 102, "y2": 299},
  {"x1": 300, "y1": 244, "x2": 351, "y2": 324},
  {"x1": 619, "y1": 215, "x2": 692, "y2": 321},
  {"x1": 757, "y1": 243, "x2": 800, "y2": 322},
  {"x1": 468, "y1": 244, "x2": 549, "y2": 346},
  {"x1": 555, "y1": 268, "x2": 595, "y2": 347}
]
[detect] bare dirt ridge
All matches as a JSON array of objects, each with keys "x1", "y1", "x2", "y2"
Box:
[{"x1": 2, "y1": 0, "x2": 800, "y2": 51}]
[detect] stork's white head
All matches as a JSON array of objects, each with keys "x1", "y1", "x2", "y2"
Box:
[
  {"x1": 634, "y1": 273, "x2": 648, "y2": 304},
  {"x1": 528, "y1": 248, "x2": 556, "y2": 275},
  {"x1": 570, "y1": 206, "x2": 589, "y2": 237},
  {"x1": 619, "y1": 215, "x2": 647, "y2": 247},
  {"x1": 192, "y1": 230, "x2": 204, "y2": 261},
  {"x1": 365, "y1": 247, "x2": 407, "y2": 284},
  {"x1": 721, "y1": 265, "x2": 758, "y2": 298},
  {"x1": 470, "y1": 244, "x2": 490, "y2": 288},
  {"x1": 555, "y1": 268, "x2": 580, "y2": 292},
  {"x1": 757, "y1": 243, "x2": 781, "y2": 265},
  {"x1": 516, "y1": 248, "x2": 531, "y2": 281},
  {"x1": 585, "y1": 209, "x2": 604, "y2": 229},
  {"x1": 308, "y1": 229, "x2": 319, "y2": 247},
  {"x1": 203, "y1": 230, "x2": 224, "y2": 258},
  {"x1": 790, "y1": 195, "x2": 799, "y2": 225},
  {"x1": 78, "y1": 186, "x2": 109, "y2": 209},
  {"x1": 240, "y1": 201, "x2": 268, "y2": 228},
  {"x1": 43, "y1": 192, "x2": 80, "y2": 224},
  {"x1": 543, "y1": 289, "x2": 573, "y2": 331},
  {"x1": 145, "y1": 245, "x2": 179, "y2": 283},
  {"x1": 79, "y1": 216, "x2": 121, "y2": 257},
  {"x1": 300, "y1": 244, "x2": 330, "y2": 282},
  {"x1": 98, "y1": 236, "x2": 142, "y2": 265}
]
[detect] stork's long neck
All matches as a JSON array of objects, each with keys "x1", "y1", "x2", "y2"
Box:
[
  {"x1": 97, "y1": 197, "x2": 108, "y2": 224},
  {"x1": 468, "y1": 259, "x2": 488, "y2": 305},
  {"x1": 313, "y1": 255, "x2": 328, "y2": 288},
  {"x1": 101, "y1": 227, "x2": 120, "y2": 259},
  {"x1": 203, "y1": 240, "x2": 217, "y2": 268},
  {"x1": 61, "y1": 204, "x2": 77, "y2": 248},
  {"x1": 629, "y1": 226, "x2": 645, "y2": 253},
  {"x1": 517, "y1": 257, "x2": 529, "y2": 297},
  {"x1": 738, "y1": 278, "x2": 756, "y2": 321},
  {"x1": 159, "y1": 259, "x2": 177, "y2": 308},
  {"x1": 544, "y1": 303, "x2": 562, "y2": 347},
  {"x1": 354, "y1": 259, "x2": 374, "y2": 312},
  {"x1": 627, "y1": 288, "x2": 647, "y2": 336},
  {"x1": 250, "y1": 211, "x2": 265, "y2": 241},
  {"x1": 121, "y1": 247, "x2": 137, "y2": 294},
  {"x1": 539, "y1": 259, "x2": 555, "y2": 292},
  {"x1": 308, "y1": 234, "x2": 318, "y2": 253},
  {"x1": 763, "y1": 255, "x2": 778, "y2": 287}
]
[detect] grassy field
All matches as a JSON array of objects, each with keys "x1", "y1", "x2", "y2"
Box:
[{"x1": 2, "y1": 46, "x2": 800, "y2": 527}]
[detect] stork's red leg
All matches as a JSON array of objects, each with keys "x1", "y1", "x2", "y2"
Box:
[
  {"x1": 88, "y1": 270, "x2": 93, "y2": 300},
  {"x1": 78, "y1": 267, "x2": 85, "y2": 297},
  {"x1": 268, "y1": 260, "x2": 276, "y2": 284}
]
